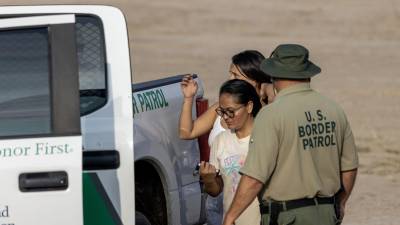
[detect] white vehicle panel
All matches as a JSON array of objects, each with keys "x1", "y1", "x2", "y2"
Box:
[
  {"x1": 0, "y1": 12, "x2": 83, "y2": 225},
  {"x1": 0, "y1": 136, "x2": 82, "y2": 225},
  {"x1": 0, "y1": 14, "x2": 75, "y2": 27}
]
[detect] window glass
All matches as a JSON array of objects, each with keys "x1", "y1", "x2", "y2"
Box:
[
  {"x1": 0, "y1": 15, "x2": 108, "y2": 137},
  {"x1": 76, "y1": 16, "x2": 107, "y2": 115},
  {"x1": 0, "y1": 28, "x2": 51, "y2": 136}
]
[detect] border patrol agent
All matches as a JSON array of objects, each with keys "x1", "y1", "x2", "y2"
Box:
[{"x1": 222, "y1": 44, "x2": 359, "y2": 225}]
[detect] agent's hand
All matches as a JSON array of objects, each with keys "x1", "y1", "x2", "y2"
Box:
[
  {"x1": 199, "y1": 161, "x2": 218, "y2": 184},
  {"x1": 181, "y1": 74, "x2": 198, "y2": 99},
  {"x1": 338, "y1": 202, "x2": 345, "y2": 224}
]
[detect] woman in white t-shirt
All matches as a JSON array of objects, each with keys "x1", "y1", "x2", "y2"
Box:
[
  {"x1": 179, "y1": 50, "x2": 273, "y2": 225},
  {"x1": 199, "y1": 79, "x2": 262, "y2": 225}
]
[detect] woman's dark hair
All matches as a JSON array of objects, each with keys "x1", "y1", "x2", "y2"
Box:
[
  {"x1": 219, "y1": 79, "x2": 262, "y2": 117},
  {"x1": 232, "y1": 50, "x2": 271, "y2": 84}
]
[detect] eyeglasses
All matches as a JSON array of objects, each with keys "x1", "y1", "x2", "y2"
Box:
[{"x1": 215, "y1": 105, "x2": 245, "y2": 119}]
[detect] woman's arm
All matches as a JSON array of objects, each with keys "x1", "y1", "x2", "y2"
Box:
[
  {"x1": 179, "y1": 75, "x2": 218, "y2": 139},
  {"x1": 200, "y1": 161, "x2": 223, "y2": 197}
]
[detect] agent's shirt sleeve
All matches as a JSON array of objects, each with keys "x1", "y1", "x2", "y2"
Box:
[
  {"x1": 240, "y1": 108, "x2": 279, "y2": 183},
  {"x1": 340, "y1": 117, "x2": 359, "y2": 171}
]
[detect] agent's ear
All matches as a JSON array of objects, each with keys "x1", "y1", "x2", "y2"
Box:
[{"x1": 246, "y1": 101, "x2": 254, "y2": 114}]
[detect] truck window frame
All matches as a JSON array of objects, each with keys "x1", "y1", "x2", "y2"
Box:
[
  {"x1": 75, "y1": 14, "x2": 108, "y2": 116},
  {"x1": 0, "y1": 19, "x2": 80, "y2": 139},
  {"x1": 0, "y1": 14, "x2": 109, "y2": 117},
  {"x1": 0, "y1": 14, "x2": 109, "y2": 140}
]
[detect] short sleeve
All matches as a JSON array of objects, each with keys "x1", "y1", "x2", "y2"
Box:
[
  {"x1": 240, "y1": 108, "x2": 279, "y2": 183},
  {"x1": 209, "y1": 132, "x2": 223, "y2": 170},
  {"x1": 340, "y1": 118, "x2": 359, "y2": 171},
  {"x1": 208, "y1": 116, "x2": 226, "y2": 146}
]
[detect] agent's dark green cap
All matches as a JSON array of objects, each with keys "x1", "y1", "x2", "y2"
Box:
[{"x1": 261, "y1": 44, "x2": 321, "y2": 79}]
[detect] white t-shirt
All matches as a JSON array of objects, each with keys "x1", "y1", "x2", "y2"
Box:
[
  {"x1": 210, "y1": 130, "x2": 261, "y2": 225},
  {"x1": 208, "y1": 116, "x2": 226, "y2": 146}
]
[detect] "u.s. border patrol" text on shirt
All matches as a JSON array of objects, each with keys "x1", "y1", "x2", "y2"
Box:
[{"x1": 298, "y1": 110, "x2": 336, "y2": 150}]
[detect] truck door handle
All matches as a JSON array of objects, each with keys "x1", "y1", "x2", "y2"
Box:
[
  {"x1": 83, "y1": 150, "x2": 120, "y2": 171},
  {"x1": 19, "y1": 171, "x2": 68, "y2": 192}
]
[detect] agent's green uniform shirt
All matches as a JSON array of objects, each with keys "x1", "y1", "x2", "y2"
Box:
[{"x1": 240, "y1": 83, "x2": 358, "y2": 201}]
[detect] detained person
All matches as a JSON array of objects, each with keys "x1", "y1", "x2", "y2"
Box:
[{"x1": 199, "y1": 79, "x2": 262, "y2": 225}]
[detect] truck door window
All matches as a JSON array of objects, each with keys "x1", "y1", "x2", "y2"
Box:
[
  {"x1": 76, "y1": 16, "x2": 107, "y2": 116},
  {"x1": 0, "y1": 27, "x2": 51, "y2": 137}
]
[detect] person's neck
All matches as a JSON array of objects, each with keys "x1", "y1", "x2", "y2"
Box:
[
  {"x1": 274, "y1": 79, "x2": 309, "y2": 92},
  {"x1": 235, "y1": 117, "x2": 254, "y2": 139}
]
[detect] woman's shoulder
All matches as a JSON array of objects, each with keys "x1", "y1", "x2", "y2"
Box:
[
  {"x1": 210, "y1": 130, "x2": 236, "y2": 158},
  {"x1": 212, "y1": 129, "x2": 234, "y2": 143},
  {"x1": 208, "y1": 116, "x2": 227, "y2": 146}
]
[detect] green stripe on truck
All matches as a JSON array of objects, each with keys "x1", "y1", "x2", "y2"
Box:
[{"x1": 83, "y1": 173, "x2": 123, "y2": 225}]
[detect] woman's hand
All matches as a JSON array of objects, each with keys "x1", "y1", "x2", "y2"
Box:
[
  {"x1": 199, "y1": 161, "x2": 218, "y2": 184},
  {"x1": 181, "y1": 74, "x2": 198, "y2": 99},
  {"x1": 199, "y1": 161, "x2": 223, "y2": 196}
]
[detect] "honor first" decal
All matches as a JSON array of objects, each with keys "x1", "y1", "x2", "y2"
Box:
[{"x1": 0, "y1": 143, "x2": 73, "y2": 158}]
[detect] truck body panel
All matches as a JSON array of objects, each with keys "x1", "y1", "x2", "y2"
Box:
[
  {"x1": 0, "y1": 13, "x2": 83, "y2": 225},
  {"x1": 133, "y1": 76, "x2": 205, "y2": 224},
  {"x1": 0, "y1": 5, "x2": 206, "y2": 225}
]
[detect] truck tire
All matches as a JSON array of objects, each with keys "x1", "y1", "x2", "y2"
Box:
[
  {"x1": 135, "y1": 162, "x2": 168, "y2": 225},
  {"x1": 136, "y1": 211, "x2": 152, "y2": 225}
]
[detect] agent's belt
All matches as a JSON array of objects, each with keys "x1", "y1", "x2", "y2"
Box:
[
  {"x1": 260, "y1": 197, "x2": 335, "y2": 225},
  {"x1": 260, "y1": 196, "x2": 334, "y2": 214}
]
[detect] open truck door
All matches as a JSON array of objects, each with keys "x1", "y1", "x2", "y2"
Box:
[{"x1": 0, "y1": 15, "x2": 82, "y2": 225}]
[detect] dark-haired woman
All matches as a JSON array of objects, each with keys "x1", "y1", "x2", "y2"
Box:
[
  {"x1": 199, "y1": 79, "x2": 261, "y2": 225},
  {"x1": 179, "y1": 50, "x2": 273, "y2": 225},
  {"x1": 229, "y1": 50, "x2": 274, "y2": 103}
]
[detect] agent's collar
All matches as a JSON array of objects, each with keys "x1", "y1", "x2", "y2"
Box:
[{"x1": 275, "y1": 83, "x2": 312, "y2": 99}]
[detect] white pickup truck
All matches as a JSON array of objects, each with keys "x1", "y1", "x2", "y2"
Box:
[{"x1": 0, "y1": 5, "x2": 208, "y2": 225}]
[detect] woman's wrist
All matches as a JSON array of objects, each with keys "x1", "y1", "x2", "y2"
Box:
[{"x1": 183, "y1": 96, "x2": 194, "y2": 102}]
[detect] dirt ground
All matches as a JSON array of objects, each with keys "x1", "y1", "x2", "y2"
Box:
[{"x1": 2, "y1": 0, "x2": 400, "y2": 224}]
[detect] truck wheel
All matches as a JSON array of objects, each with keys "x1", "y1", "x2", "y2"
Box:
[
  {"x1": 136, "y1": 211, "x2": 152, "y2": 225},
  {"x1": 136, "y1": 178, "x2": 167, "y2": 225},
  {"x1": 135, "y1": 161, "x2": 168, "y2": 225}
]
